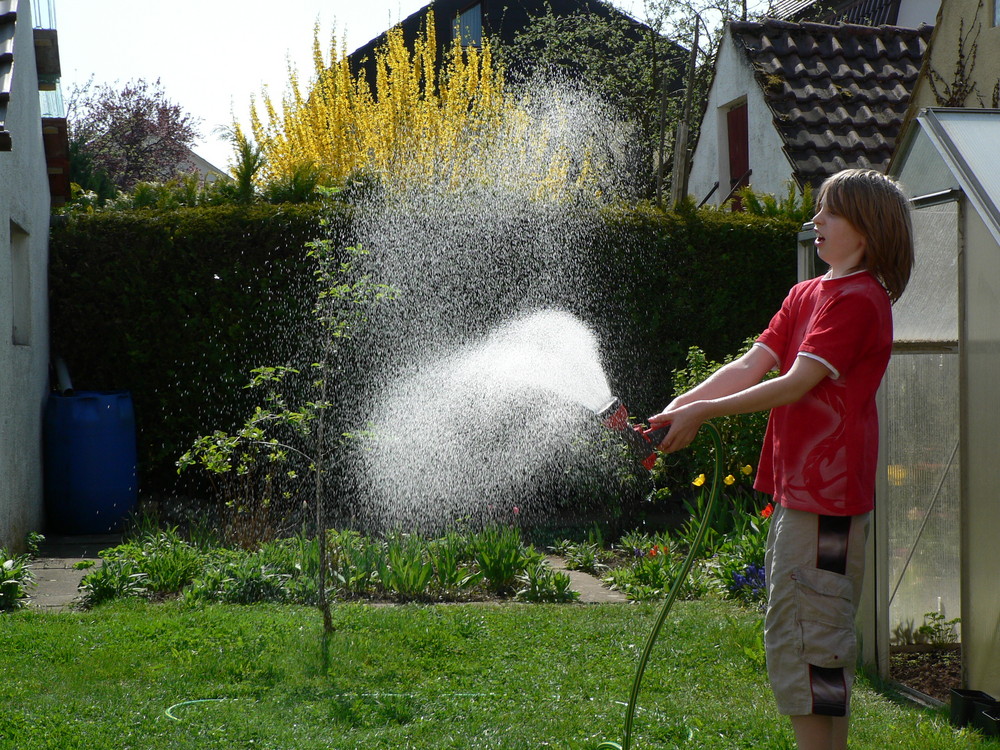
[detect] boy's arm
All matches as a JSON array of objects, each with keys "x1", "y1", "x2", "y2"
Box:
[
  {"x1": 649, "y1": 354, "x2": 830, "y2": 453},
  {"x1": 661, "y1": 345, "x2": 776, "y2": 409}
]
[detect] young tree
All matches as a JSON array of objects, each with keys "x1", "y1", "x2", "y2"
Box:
[
  {"x1": 179, "y1": 240, "x2": 396, "y2": 633},
  {"x1": 67, "y1": 77, "x2": 202, "y2": 193}
]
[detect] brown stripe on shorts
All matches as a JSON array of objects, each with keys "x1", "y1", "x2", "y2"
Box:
[
  {"x1": 810, "y1": 514, "x2": 854, "y2": 716},
  {"x1": 816, "y1": 515, "x2": 852, "y2": 575}
]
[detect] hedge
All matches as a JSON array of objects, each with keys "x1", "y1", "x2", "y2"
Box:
[
  {"x1": 48, "y1": 203, "x2": 342, "y2": 493},
  {"x1": 48, "y1": 201, "x2": 798, "y2": 499}
]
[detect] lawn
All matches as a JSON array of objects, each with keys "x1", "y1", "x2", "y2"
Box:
[{"x1": 1, "y1": 599, "x2": 991, "y2": 749}]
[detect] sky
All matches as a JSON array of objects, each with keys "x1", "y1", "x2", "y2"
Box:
[{"x1": 54, "y1": 0, "x2": 647, "y2": 171}]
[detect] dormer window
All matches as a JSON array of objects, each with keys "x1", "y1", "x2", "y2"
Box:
[{"x1": 453, "y1": 3, "x2": 482, "y2": 47}]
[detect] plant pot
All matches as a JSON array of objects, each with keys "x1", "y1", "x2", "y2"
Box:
[
  {"x1": 972, "y1": 705, "x2": 1000, "y2": 738},
  {"x1": 950, "y1": 689, "x2": 995, "y2": 727}
]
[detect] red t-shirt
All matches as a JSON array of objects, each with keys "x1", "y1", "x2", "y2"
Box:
[{"x1": 753, "y1": 271, "x2": 892, "y2": 516}]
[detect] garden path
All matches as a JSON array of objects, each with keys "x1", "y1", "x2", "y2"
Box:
[
  {"x1": 27, "y1": 534, "x2": 116, "y2": 611},
  {"x1": 545, "y1": 556, "x2": 629, "y2": 604}
]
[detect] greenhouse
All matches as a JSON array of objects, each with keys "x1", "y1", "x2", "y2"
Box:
[
  {"x1": 880, "y1": 107, "x2": 1000, "y2": 699},
  {"x1": 795, "y1": 108, "x2": 1000, "y2": 700}
]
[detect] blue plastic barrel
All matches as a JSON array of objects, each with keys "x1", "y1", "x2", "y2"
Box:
[{"x1": 43, "y1": 390, "x2": 138, "y2": 534}]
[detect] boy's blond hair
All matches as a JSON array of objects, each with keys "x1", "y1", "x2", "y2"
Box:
[{"x1": 817, "y1": 168, "x2": 914, "y2": 303}]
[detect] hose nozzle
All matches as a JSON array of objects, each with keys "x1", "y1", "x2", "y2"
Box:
[{"x1": 596, "y1": 397, "x2": 667, "y2": 470}]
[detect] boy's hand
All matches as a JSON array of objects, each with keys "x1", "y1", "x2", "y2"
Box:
[{"x1": 648, "y1": 402, "x2": 708, "y2": 453}]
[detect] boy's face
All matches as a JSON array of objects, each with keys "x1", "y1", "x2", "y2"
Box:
[{"x1": 812, "y1": 204, "x2": 866, "y2": 276}]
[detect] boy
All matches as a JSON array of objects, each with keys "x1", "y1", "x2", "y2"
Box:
[{"x1": 648, "y1": 169, "x2": 914, "y2": 750}]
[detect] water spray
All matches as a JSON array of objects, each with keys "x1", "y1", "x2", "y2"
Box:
[{"x1": 595, "y1": 398, "x2": 724, "y2": 750}]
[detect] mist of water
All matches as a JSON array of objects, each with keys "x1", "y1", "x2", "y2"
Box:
[{"x1": 343, "y1": 76, "x2": 643, "y2": 531}]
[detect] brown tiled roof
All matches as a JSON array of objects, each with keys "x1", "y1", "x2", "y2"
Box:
[{"x1": 731, "y1": 19, "x2": 932, "y2": 187}]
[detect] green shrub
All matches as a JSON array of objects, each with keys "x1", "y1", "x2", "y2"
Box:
[
  {"x1": 711, "y1": 504, "x2": 772, "y2": 605},
  {"x1": 186, "y1": 560, "x2": 292, "y2": 605},
  {"x1": 0, "y1": 551, "x2": 34, "y2": 610},
  {"x1": 515, "y1": 561, "x2": 579, "y2": 603},
  {"x1": 591, "y1": 202, "x2": 797, "y2": 420},
  {"x1": 472, "y1": 526, "x2": 537, "y2": 596},
  {"x1": 559, "y1": 541, "x2": 611, "y2": 575},
  {"x1": 603, "y1": 546, "x2": 715, "y2": 602},
  {"x1": 737, "y1": 181, "x2": 815, "y2": 225},
  {"x1": 649, "y1": 338, "x2": 773, "y2": 505},
  {"x1": 327, "y1": 529, "x2": 382, "y2": 596},
  {"x1": 24, "y1": 532, "x2": 45, "y2": 558},
  {"x1": 78, "y1": 561, "x2": 147, "y2": 607},
  {"x1": 48, "y1": 203, "x2": 337, "y2": 492},
  {"x1": 77, "y1": 523, "x2": 575, "y2": 607},
  {"x1": 377, "y1": 533, "x2": 435, "y2": 600},
  {"x1": 427, "y1": 531, "x2": 480, "y2": 593},
  {"x1": 101, "y1": 528, "x2": 206, "y2": 595}
]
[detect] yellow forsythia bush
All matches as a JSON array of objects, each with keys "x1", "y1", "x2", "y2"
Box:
[
  {"x1": 250, "y1": 13, "x2": 510, "y2": 188},
  {"x1": 249, "y1": 13, "x2": 607, "y2": 198}
]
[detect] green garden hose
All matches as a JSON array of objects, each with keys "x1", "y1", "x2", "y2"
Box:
[{"x1": 598, "y1": 420, "x2": 724, "y2": 750}]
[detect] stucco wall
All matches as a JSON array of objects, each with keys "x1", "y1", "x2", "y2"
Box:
[
  {"x1": 0, "y1": 1, "x2": 51, "y2": 551},
  {"x1": 910, "y1": 0, "x2": 1000, "y2": 110},
  {"x1": 687, "y1": 31, "x2": 793, "y2": 206}
]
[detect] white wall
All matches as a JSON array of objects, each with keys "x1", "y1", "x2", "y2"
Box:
[
  {"x1": 687, "y1": 31, "x2": 794, "y2": 206},
  {"x1": 0, "y1": 1, "x2": 51, "y2": 550}
]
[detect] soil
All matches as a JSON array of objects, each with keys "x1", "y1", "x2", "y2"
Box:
[{"x1": 889, "y1": 646, "x2": 962, "y2": 704}]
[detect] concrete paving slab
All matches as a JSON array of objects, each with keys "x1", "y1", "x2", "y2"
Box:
[
  {"x1": 546, "y1": 555, "x2": 629, "y2": 604},
  {"x1": 26, "y1": 534, "x2": 117, "y2": 612}
]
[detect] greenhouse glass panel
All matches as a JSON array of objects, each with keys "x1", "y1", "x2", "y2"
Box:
[
  {"x1": 891, "y1": 202, "x2": 959, "y2": 344},
  {"x1": 894, "y1": 126, "x2": 959, "y2": 200},
  {"x1": 932, "y1": 109, "x2": 1000, "y2": 229},
  {"x1": 883, "y1": 352, "x2": 961, "y2": 646}
]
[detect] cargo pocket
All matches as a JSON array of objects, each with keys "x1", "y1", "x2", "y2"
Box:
[{"x1": 791, "y1": 566, "x2": 857, "y2": 669}]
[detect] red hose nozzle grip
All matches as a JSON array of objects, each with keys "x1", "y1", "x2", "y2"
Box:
[
  {"x1": 596, "y1": 397, "x2": 668, "y2": 471},
  {"x1": 635, "y1": 424, "x2": 668, "y2": 470}
]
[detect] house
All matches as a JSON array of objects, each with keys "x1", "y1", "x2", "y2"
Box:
[
  {"x1": 686, "y1": 18, "x2": 932, "y2": 206},
  {"x1": 904, "y1": 0, "x2": 1000, "y2": 113},
  {"x1": 348, "y1": 0, "x2": 655, "y2": 82},
  {"x1": 0, "y1": 0, "x2": 55, "y2": 550},
  {"x1": 176, "y1": 146, "x2": 227, "y2": 184},
  {"x1": 770, "y1": 0, "x2": 941, "y2": 27}
]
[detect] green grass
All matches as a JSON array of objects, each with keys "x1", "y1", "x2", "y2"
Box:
[{"x1": 0, "y1": 600, "x2": 991, "y2": 749}]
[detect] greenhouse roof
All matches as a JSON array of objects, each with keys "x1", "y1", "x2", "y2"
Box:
[{"x1": 893, "y1": 108, "x2": 1000, "y2": 246}]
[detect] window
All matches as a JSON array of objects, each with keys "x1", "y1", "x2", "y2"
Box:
[
  {"x1": 10, "y1": 222, "x2": 31, "y2": 345},
  {"x1": 453, "y1": 3, "x2": 482, "y2": 47}
]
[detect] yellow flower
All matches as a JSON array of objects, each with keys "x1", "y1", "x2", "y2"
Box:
[
  {"x1": 741, "y1": 464, "x2": 754, "y2": 475},
  {"x1": 724, "y1": 474, "x2": 736, "y2": 485},
  {"x1": 887, "y1": 465, "x2": 907, "y2": 486},
  {"x1": 692, "y1": 474, "x2": 706, "y2": 487}
]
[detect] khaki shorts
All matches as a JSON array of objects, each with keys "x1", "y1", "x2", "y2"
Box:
[{"x1": 764, "y1": 505, "x2": 869, "y2": 717}]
